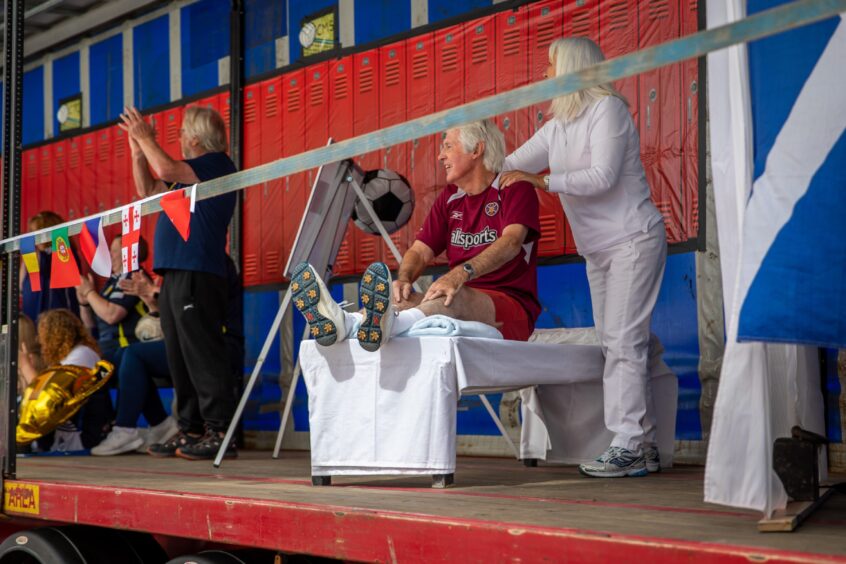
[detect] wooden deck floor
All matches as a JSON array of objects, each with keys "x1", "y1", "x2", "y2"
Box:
[{"x1": 4, "y1": 452, "x2": 845, "y2": 563}]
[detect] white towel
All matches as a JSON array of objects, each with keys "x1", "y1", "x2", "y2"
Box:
[{"x1": 404, "y1": 314, "x2": 503, "y2": 339}]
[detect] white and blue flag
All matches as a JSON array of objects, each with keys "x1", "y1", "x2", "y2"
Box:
[{"x1": 737, "y1": 2, "x2": 846, "y2": 348}]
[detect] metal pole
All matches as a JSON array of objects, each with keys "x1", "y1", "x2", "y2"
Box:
[{"x1": 228, "y1": 0, "x2": 245, "y2": 266}]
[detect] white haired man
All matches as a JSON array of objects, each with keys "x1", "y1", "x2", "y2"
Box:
[
  {"x1": 292, "y1": 119, "x2": 542, "y2": 350},
  {"x1": 119, "y1": 105, "x2": 238, "y2": 461}
]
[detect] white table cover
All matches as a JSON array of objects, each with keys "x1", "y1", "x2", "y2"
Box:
[{"x1": 300, "y1": 333, "x2": 677, "y2": 476}]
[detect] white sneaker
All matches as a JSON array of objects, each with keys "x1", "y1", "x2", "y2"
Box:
[
  {"x1": 291, "y1": 262, "x2": 347, "y2": 346},
  {"x1": 358, "y1": 262, "x2": 395, "y2": 352},
  {"x1": 645, "y1": 445, "x2": 661, "y2": 473},
  {"x1": 579, "y1": 446, "x2": 648, "y2": 478},
  {"x1": 91, "y1": 426, "x2": 144, "y2": 456},
  {"x1": 136, "y1": 416, "x2": 179, "y2": 452}
]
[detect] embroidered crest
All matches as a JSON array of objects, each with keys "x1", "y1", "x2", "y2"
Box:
[
  {"x1": 56, "y1": 236, "x2": 71, "y2": 263},
  {"x1": 484, "y1": 202, "x2": 500, "y2": 217}
]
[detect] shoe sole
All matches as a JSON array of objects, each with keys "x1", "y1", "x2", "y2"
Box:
[
  {"x1": 146, "y1": 448, "x2": 177, "y2": 458},
  {"x1": 291, "y1": 262, "x2": 339, "y2": 347},
  {"x1": 578, "y1": 465, "x2": 649, "y2": 478},
  {"x1": 91, "y1": 436, "x2": 145, "y2": 456},
  {"x1": 358, "y1": 263, "x2": 392, "y2": 352},
  {"x1": 646, "y1": 463, "x2": 661, "y2": 473},
  {"x1": 174, "y1": 449, "x2": 238, "y2": 461}
]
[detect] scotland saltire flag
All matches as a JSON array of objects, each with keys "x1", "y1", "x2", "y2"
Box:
[
  {"x1": 736, "y1": 4, "x2": 846, "y2": 348},
  {"x1": 79, "y1": 217, "x2": 111, "y2": 277}
]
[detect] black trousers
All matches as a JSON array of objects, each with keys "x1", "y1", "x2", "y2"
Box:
[{"x1": 159, "y1": 270, "x2": 234, "y2": 433}]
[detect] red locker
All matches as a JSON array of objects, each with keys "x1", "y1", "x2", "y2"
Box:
[
  {"x1": 305, "y1": 62, "x2": 329, "y2": 189},
  {"x1": 639, "y1": 0, "x2": 683, "y2": 242},
  {"x1": 38, "y1": 145, "x2": 53, "y2": 217},
  {"x1": 464, "y1": 16, "x2": 495, "y2": 102},
  {"x1": 434, "y1": 24, "x2": 465, "y2": 195},
  {"x1": 162, "y1": 107, "x2": 184, "y2": 160},
  {"x1": 681, "y1": 0, "x2": 700, "y2": 239},
  {"x1": 219, "y1": 93, "x2": 232, "y2": 141},
  {"x1": 495, "y1": 8, "x2": 531, "y2": 153},
  {"x1": 22, "y1": 149, "x2": 39, "y2": 226},
  {"x1": 563, "y1": 0, "x2": 599, "y2": 42},
  {"x1": 328, "y1": 56, "x2": 356, "y2": 276},
  {"x1": 379, "y1": 42, "x2": 409, "y2": 269},
  {"x1": 599, "y1": 0, "x2": 639, "y2": 127},
  {"x1": 242, "y1": 83, "x2": 263, "y2": 287},
  {"x1": 96, "y1": 128, "x2": 117, "y2": 210},
  {"x1": 195, "y1": 94, "x2": 220, "y2": 114},
  {"x1": 353, "y1": 49, "x2": 382, "y2": 271},
  {"x1": 282, "y1": 69, "x2": 307, "y2": 274},
  {"x1": 67, "y1": 138, "x2": 82, "y2": 219},
  {"x1": 112, "y1": 126, "x2": 132, "y2": 210},
  {"x1": 52, "y1": 141, "x2": 69, "y2": 220},
  {"x1": 260, "y1": 77, "x2": 284, "y2": 283},
  {"x1": 81, "y1": 133, "x2": 97, "y2": 217}
]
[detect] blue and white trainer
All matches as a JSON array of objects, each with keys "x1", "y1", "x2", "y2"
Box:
[
  {"x1": 358, "y1": 262, "x2": 394, "y2": 352},
  {"x1": 579, "y1": 446, "x2": 648, "y2": 478},
  {"x1": 291, "y1": 262, "x2": 346, "y2": 347},
  {"x1": 645, "y1": 445, "x2": 661, "y2": 473}
]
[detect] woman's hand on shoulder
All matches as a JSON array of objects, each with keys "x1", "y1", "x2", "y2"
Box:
[{"x1": 500, "y1": 170, "x2": 546, "y2": 190}]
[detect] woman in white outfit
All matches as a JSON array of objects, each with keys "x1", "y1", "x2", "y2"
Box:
[{"x1": 500, "y1": 37, "x2": 667, "y2": 478}]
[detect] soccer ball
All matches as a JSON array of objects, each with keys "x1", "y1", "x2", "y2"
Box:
[{"x1": 352, "y1": 169, "x2": 415, "y2": 235}]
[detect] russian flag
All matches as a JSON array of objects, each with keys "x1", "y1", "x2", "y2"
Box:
[{"x1": 79, "y1": 217, "x2": 111, "y2": 277}]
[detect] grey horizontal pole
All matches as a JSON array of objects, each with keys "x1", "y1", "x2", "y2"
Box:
[{"x1": 2, "y1": 0, "x2": 844, "y2": 254}]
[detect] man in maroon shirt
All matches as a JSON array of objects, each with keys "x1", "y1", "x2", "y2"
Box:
[{"x1": 292, "y1": 119, "x2": 541, "y2": 351}]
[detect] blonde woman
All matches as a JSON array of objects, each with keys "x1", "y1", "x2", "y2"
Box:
[{"x1": 500, "y1": 37, "x2": 667, "y2": 478}]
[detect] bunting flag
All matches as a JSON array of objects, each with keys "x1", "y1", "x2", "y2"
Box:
[
  {"x1": 49, "y1": 226, "x2": 81, "y2": 288},
  {"x1": 20, "y1": 236, "x2": 41, "y2": 292},
  {"x1": 79, "y1": 217, "x2": 111, "y2": 277},
  {"x1": 121, "y1": 203, "x2": 142, "y2": 273},
  {"x1": 160, "y1": 184, "x2": 196, "y2": 242}
]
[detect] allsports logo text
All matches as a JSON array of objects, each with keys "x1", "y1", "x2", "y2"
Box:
[{"x1": 450, "y1": 227, "x2": 498, "y2": 250}]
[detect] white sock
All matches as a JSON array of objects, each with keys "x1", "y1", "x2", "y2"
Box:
[
  {"x1": 391, "y1": 308, "x2": 426, "y2": 337},
  {"x1": 343, "y1": 311, "x2": 364, "y2": 339}
]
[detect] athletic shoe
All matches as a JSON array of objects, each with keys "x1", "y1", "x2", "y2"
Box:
[
  {"x1": 136, "y1": 416, "x2": 179, "y2": 453},
  {"x1": 291, "y1": 262, "x2": 346, "y2": 347},
  {"x1": 147, "y1": 431, "x2": 202, "y2": 458},
  {"x1": 645, "y1": 445, "x2": 661, "y2": 473},
  {"x1": 91, "y1": 426, "x2": 144, "y2": 456},
  {"x1": 579, "y1": 446, "x2": 648, "y2": 478},
  {"x1": 175, "y1": 430, "x2": 237, "y2": 461},
  {"x1": 358, "y1": 262, "x2": 394, "y2": 352}
]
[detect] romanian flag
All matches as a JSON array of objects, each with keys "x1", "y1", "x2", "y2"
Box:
[
  {"x1": 160, "y1": 184, "x2": 196, "y2": 242},
  {"x1": 49, "y1": 226, "x2": 81, "y2": 288},
  {"x1": 20, "y1": 236, "x2": 41, "y2": 292},
  {"x1": 79, "y1": 217, "x2": 111, "y2": 277}
]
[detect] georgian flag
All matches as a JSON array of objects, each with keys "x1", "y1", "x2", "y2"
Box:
[
  {"x1": 79, "y1": 217, "x2": 111, "y2": 277},
  {"x1": 121, "y1": 203, "x2": 142, "y2": 273}
]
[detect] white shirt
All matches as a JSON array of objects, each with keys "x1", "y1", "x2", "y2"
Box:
[
  {"x1": 504, "y1": 96, "x2": 663, "y2": 255},
  {"x1": 61, "y1": 345, "x2": 99, "y2": 369}
]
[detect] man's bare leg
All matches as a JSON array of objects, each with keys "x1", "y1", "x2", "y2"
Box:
[{"x1": 394, "y1": 286, "x2": 497, "y2": 327}]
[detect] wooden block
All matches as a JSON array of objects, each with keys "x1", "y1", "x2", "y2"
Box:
[{"x1": 758, "y1": 487, "x2": 834, "y2": 532}]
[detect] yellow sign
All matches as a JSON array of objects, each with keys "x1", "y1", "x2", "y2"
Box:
[
  {"x1": 58, "y1": 95, "x2": 82, "y2": 133},
  {"x1": 301, "y1": 10, "x2": 335, "y2": 57},
  {"x1": 4, "y1": 483, "x2": 40, "y2": 515}
]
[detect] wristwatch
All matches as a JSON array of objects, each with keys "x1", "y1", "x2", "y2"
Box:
[
  {"x1": 462, "y1": 262, "x2": 476, "y2": 280},
  {"x1": 542, "y1": 174, "x2": 550, "y2": 191}
]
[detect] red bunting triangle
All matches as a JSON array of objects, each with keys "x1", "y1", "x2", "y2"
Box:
[{"x1": 161, "y1": 190, "x2": 192, "y2": 241}]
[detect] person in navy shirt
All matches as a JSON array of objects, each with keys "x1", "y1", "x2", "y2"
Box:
[
  {"x1": 291, "y1": 119, "x2": 541, "y2": 353},
  {"x1": 119, "y1": 105, "x2": 238, "y2": 461}
]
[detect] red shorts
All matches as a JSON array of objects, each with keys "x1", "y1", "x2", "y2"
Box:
[{"x1": 476, "y1": 288, "x2": 533, "y2": 341}]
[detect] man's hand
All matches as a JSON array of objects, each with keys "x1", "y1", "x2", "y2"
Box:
[
  {"x1": 119, "y1": 270, "x2": 157, "y2": 301},
  {"x1": 75, "y1": 273, "x2": 96, "y2": 304},
  {"x1": 118, "y1": 106, "x2": 156, "y2": 143},
  {"x1": 422, "y1": 267, "x2": 467, "y2": 307},
  {"x1": 392, "y1": 279, "x2": 414, "y2": 305},
  {"x1": 500, "y1": 170, "x2": 545, "y2": 189}
]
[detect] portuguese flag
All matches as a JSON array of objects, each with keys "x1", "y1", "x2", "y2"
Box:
[{"x1": 49, "y1": 226, "x2": 81, "y2": 288}]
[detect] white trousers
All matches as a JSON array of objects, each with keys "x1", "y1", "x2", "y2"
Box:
[{"x1": 584, "y1": 223, "x2": 667, "y2": 452}]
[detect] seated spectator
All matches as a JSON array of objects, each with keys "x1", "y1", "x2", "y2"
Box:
[
  {"x1": 17, "y1": 314, "x2": 44, "y2": 397},
  {"x1": 19, "y1": 309, "x2": 111, "y2": 451},
  {"x1": 21, "y1": 211, "x2": 79, "y2": 322}
]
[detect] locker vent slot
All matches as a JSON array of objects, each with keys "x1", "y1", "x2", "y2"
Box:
[
  {"x1": 572, "y1": 11, "x2": 592, "y2": 37},
  {"x1": 310, "y1": 81, "x2": 324, "y2": 107},
  {"x1": 287, "y1": 89, "x2": 301, "y2": 113},
  {"x1": 441, "y1": 44, "x2": 459, "y2": 73},
  {"x1": 334, "y1": 74, "x2": 349, "y2": 99},
  {"x1": 412, "y1": 52, "x2": 429, "y2": 80},
  {"x1": 648, "y1": 0, "x2": 670, "y2": 19},
  {"x1": 608, "y1": 1, "x2": 629, "y2": 31},
  {"x1": 359, "y1": 66, "x2": 374, "y2": 93},
  {"x1": 385, "y1": 59, "x2": 401, "y2": 86},
  {"x1": 503, "y1": 28, "x2": 521, "y2": 57},
  {"x1": 471, "y1": 36, "x2": 488, "y2": 65}
]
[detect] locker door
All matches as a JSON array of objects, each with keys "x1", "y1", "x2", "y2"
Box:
[
  {"x1": 379, "y1": 42, "x2": 408, "y2": 270},
  {"x1": 681, "y1": 0, "x2": 700, "y2": 240},
  {"x1": 219, "y1": 93, "x2": 232, "y2": 141},
  {"x1": 282, "y1": 69, "x2": 306, "y2": 274},
  {"x1": 97, "y1": 128, "x2": 117, "y2": 210},
  {"x1": 563, "y1": 0, "x2": 599, "y2": 42},
  {"x1": 52, "y1": 141, "x2": 69, "y2": 219},
  {"x1": 639, "y1": 0, "x2": 683, "y2": 242},
  {"x1": 242, "y1": 83, "x2": 263, "y2": 287},
  {"x1": 434, "y1": 24, "x2": 464, "y2": 194},
  {"x1": 162, "y1": 107, "x2": 184, "y2": 160},
  {"x1": 67, "y1": 138, "x2": 82, "y2": 219},
  {"x1": 353, "y1": 49, "x2": 382, "y2": 272},
  {"x1": 465, "y1": 16, "x2": 495, "y2": 103},
  {"x1": 81, "y1": 133, "x2": 97, "y2": 217},
  {"x1": 306, "y1": 62, "x2": 329, "y2": 188},
  {"x1": 22, "y1": 149, "x2": 39, "y2": 226},
  {"x1": 261, "y1": 77, "x2": 284, "y2": 283},
  {"x1": 495, "y1": 7, "x2": 531, "y2": 152},
  {"x1": 406, "y1": 33, "x2": 436, "y2": 246},
  {"x1": 196, "y1": 94, "x2": 220, "y2": 114},
  {"x1": 38, "y1": 145, "x2": 53, "y2": 217},
  {"x1": 112, "y1": 126, "x2": 131, "y2": 210},
  {"x1": 599, "y1": 0, "x2": 639, "y2": 127},
  {"x1": 529, "y1": 1, "x2": 568, "y2": 256},
  {"x1": 328, "y1": 56, "x2": 355, "y2": 276}
]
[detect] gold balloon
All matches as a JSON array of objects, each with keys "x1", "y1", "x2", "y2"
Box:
[{"x1": 16, "y1": 361, "x2": 114, "y2": 445}]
